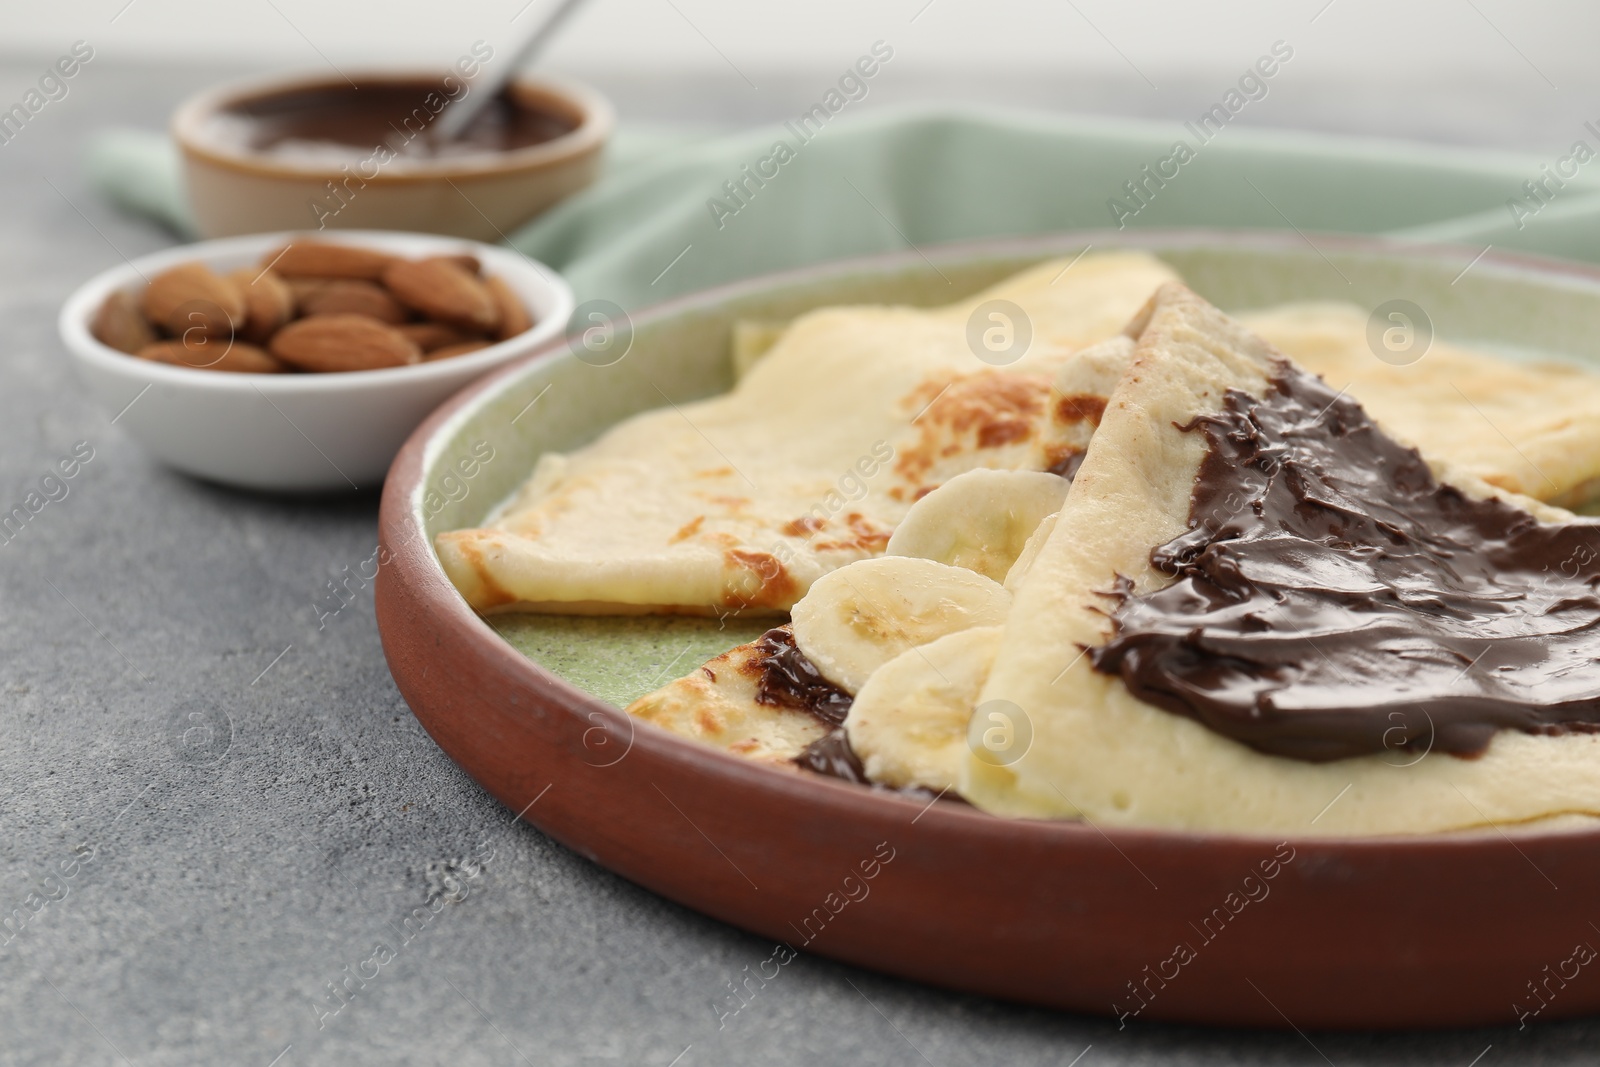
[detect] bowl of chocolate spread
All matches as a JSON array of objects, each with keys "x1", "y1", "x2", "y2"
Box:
[{"x1": 172, "y1": 69, "x2": 613, "y2": 240}]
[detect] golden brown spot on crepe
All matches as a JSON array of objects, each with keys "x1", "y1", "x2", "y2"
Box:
[
  {"x1": 694, "y1": 466, "x2": 735, "y2": 478},
  {"x1": 895, "y1": 370, "x2": 1052, "y2": 480},
  {"x1": 913, "y1": 484, "x2": 938, "y2": 501},
  {"x1": 813, "y1": 512, "x2": 893, "y2": 554},
  {"x1": 734, "y1": 648, "x2": 767, "y2": 680},
  {"x1": 694, "y1": 707, "x2": 722, "y2": 735},
  {"x1": 701, "y1": 666, "x2": 717, "y2": 682},
  {"x1": 451, "y1": 536, "x2": 517, "y2": 609},
  {"x1": 977, "y1": 419, "x2": 1033, "y2": 449},
  {"x1": 846, "y1": 513, "x2": 892, "y2": 551},
  {"x1": 907, "y1": 370, "x2": 1050, "y2": 430},
  {"x1": 728, "y1": 738, "x2": 762, "y2": 755},
  {"x1": 669, "y1": 515, "x2": 706, "y2": 544},
  {"x1": 1055, "y1": 393, "x2": 1107, "y2": 426},
  {"x1": 782, "y1": 516, "x2": 827, "y2": 537},
  {"x1": 723, "y1": 548, "x2": 799, "y2": 609}
]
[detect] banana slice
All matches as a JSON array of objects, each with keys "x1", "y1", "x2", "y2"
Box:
[
  {"x1": 884, "y1": 468, "x2": 1069, "y2": 582},
  {"x1": 1003, "y1": 509, "x2": 1060, "y2": 593},
  {"x1": 846, "y1": 625, "x2": 1005, "y2": 791},
  {"x1": 790, "y1": 555, "x2": 1011, "y2": 694}
]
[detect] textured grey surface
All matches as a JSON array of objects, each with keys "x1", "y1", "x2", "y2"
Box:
[{"x1": 3, "y1": 57, "x2": 1599, "y2": 1067}]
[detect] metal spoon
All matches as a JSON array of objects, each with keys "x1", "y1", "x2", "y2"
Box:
[{"x1": 431, "y1": 0, "x2": 589, "y2": 143}]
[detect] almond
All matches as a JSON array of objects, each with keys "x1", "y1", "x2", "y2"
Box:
[
  {"x1": 382, "y1": 259, "x2": 500, "y2": 333},
  {"x1": 485, "y1": 275, "x2": 533, "y2": 341},
  {"x1": 269, "y1": 314, "x2": 421, "y2": 372},
  {"x1": 397, "y1": 322, "x2": 478, "y2": 353},
  {"x1": 265, "y1": 241, "x2": 400, "y2": 281},
  {"x1": 285, "y1": 278, "x2": 338, "y2": 302},
  {"x1": 91, "y1": 290, "x2": 156, "y2": 354},
  {"x1": 427, "y1": 253, "x2": 481, "y2": 275},
  {"x1": 226, "y1": 267, "x2": 295, "y2": 342},
  {"x1": 141, "y1": 263, "x2": 245, "y2": 338},
  {"x1": 424, "y1": 340, "x2": 493, "y2": 362},
  {"x1": 138, "y1": 339, "x2": 286, "y2": 374},
  {"x1": 297, "y1": 279, "x2": 408, "y2": 324}
]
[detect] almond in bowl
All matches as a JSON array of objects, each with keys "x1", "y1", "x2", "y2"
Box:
[
  {"x1": 60, "y1": 231, "x2": 573, "y2": 492},
  {"x1": 89, "y1": 239, "x2": 537, "y2": 377}
]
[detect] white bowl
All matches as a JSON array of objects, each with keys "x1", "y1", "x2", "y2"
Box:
[{"x1": 58, "y1": 230, "x2": 573, "y2": 492}]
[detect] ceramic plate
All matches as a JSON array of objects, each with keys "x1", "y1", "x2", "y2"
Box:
[{"x1": 376, "y1": 231, "x2": 1600, "y2": 1029}]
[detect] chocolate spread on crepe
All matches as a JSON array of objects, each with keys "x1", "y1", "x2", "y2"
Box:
[
  {"x1": 798, "y1": 730, "x2": 871, "y2": 783},
  {"x1": 745, "y1": 628, "x2": 868, "y2": 780},
  {"x1": 747, "y1": 627, "x2": 949, "y2": 790},
  {"x1": 751, "y1": 628, "x2": 852, "y2": 726},
  {"x1": 1092, "y1": 360, "x2": 1600, "y2": 762}
]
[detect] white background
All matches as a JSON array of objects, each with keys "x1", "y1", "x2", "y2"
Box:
[
  {"x1": 0, "y1": 0, "x2": 1591, "y2": 150},
  {"x1": 0, "y1": 0, "x2": 1589, "y2": 85}
]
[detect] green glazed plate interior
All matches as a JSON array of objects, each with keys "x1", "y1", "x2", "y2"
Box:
[{"x1": 416, "y1": 233, "x2": 1600, "y2": 710}]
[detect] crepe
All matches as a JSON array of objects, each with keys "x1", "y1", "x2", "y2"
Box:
[
  {"x1": 627, "y1": 549, "x2": 1023, "y2": 767},
  {"x1": 730, "y1": 319, "x2": 789, "y2": 379},
  {"x1": 461, "y1": 251, "x2": 1600, "y2": 830},
  {"x1": 962, "y1": 284, "x2": 1600, "y2": 836},
  {"x1": 738, "y1": 299, "x2": 1600, "y2": 511},
  {"x1": 441, "y1": 258, "x2": 1600, "y2": 617},
  {"x1": 1244, "y1": 302, "x2": 1600, "y2": 509},
  {"x1": 626, "y1": 628, "x2": 828, "y2": 766},
  {"x1": 623, "y1": 480, "x2": 1065, "y2": 770},
  {"x1": 437, "y1": 252, "x2": 1179, "y2": 614}
]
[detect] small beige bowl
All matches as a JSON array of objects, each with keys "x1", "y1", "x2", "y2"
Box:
[{"x1": 172, "y1": 71, "x2": 613, "y2": 241}]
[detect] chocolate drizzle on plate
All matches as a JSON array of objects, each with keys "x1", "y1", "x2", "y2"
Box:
[{"x1": 1090, "y1": 360, "x2": 1600, "y2": 762}]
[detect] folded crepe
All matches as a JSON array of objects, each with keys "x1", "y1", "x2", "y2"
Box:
[
  {"x1": 1243, "y1": 302, "x2": 1600, "y2": 510},
  {"x1": 437, "y1": 252, "x2": 1179, "y2": 614},
  {"x1": 624, "y1": 285, "x2": 1600, "y2": 825},
  {"x1": 962, "y1": 284, "x2": 1600, "y2": 835},
  {"x1": 440, "y1": 252, "x2": 1600, "y2": 619}
]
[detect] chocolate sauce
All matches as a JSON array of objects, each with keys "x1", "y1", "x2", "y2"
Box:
[
  {"x1": 751, "y1": 628, "x2": 853, "y2": 726},
  {"x1": 798, "y1": 728, "x2": 870, "y2": 783},
  {"x1": 1091, "y1": 361, "x2": 1600, "y2": 762},
  {"x1": 747, "y1": 627, "x2": 863, "y2": 777},
  {"x1": 216, "y1": 80, "x2": 574, "y2": 162},
  {"x1": 749, "y1": 630, "x2": 967, "y2": 803}
]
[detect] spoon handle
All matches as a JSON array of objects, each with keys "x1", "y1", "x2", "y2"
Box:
[{"x1": 432, "y1": 0, "x2": 590, "y2": 143}]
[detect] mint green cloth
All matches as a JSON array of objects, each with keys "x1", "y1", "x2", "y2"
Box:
[{"x1": 87, "y1": 106, "x2": 1600, "y2": 308}]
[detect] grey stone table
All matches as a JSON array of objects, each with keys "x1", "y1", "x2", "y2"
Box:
[{"x1": 3, "y1": 59, "x2": 1598, "y2": 1067}]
